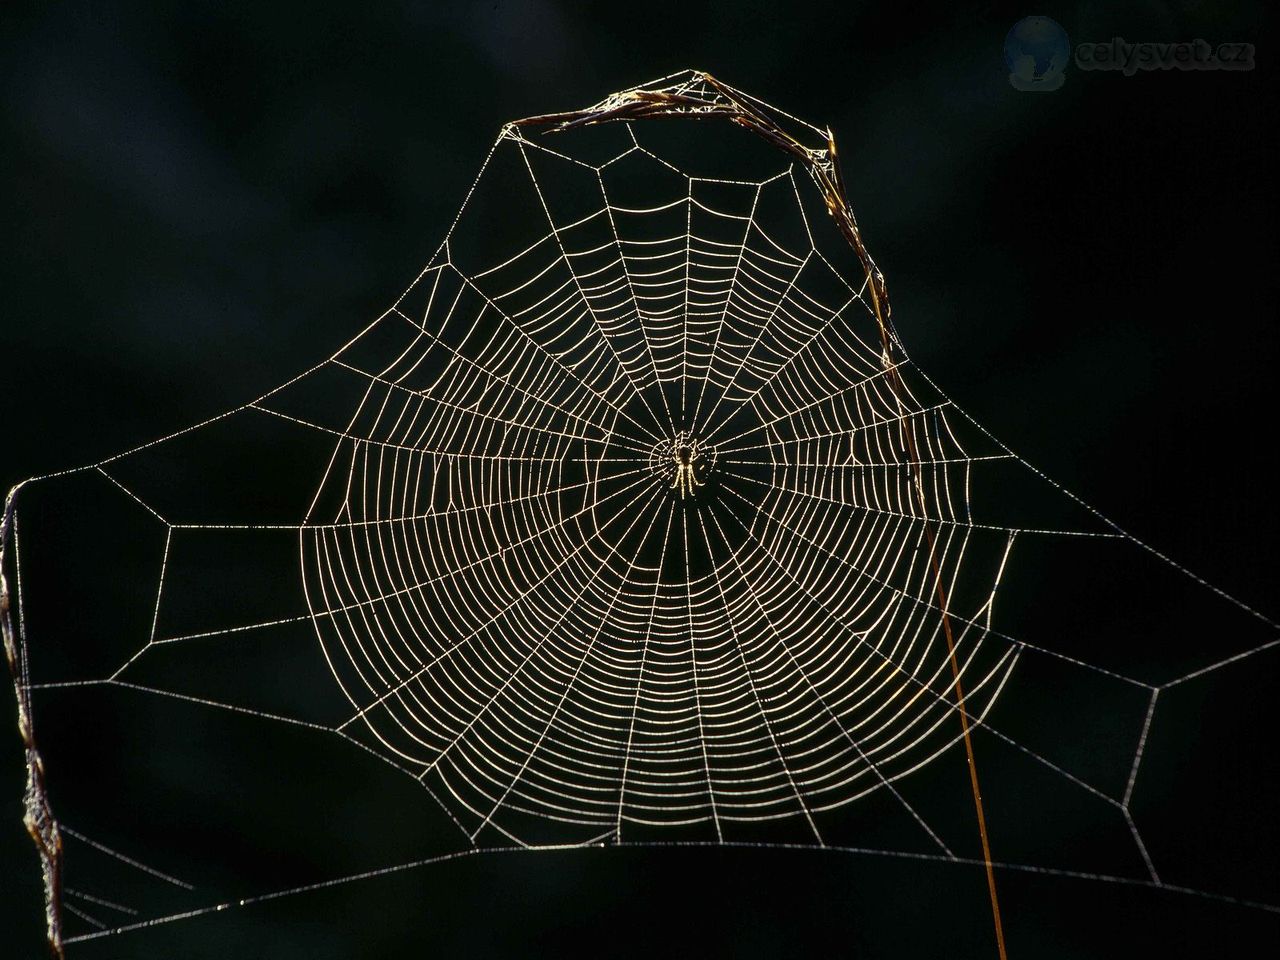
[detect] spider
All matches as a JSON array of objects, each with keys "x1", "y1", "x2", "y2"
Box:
[{"x1": 670, "y1": 433, "x2": 704, "y2": 498}]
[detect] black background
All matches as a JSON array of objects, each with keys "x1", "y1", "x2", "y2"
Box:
[{"x1": 2, "y1": 1, "x2": 1276, "y2": 957}]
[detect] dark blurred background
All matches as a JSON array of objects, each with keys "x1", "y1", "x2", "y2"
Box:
[{"x1": 2, "y1": 1, "x2": 1275, "y2": 957}]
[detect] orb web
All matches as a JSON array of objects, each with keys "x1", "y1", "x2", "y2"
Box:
[
  {"x1": 299, "y1": 92, "x2": 1012, "y2": 842},
  {"x1": 3, "y1": 71, "x2": 1277, "y2": 956}
]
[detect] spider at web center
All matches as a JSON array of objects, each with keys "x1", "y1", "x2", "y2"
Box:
[{"x1": 665, "y1": 431, "x2": 712, "y2": 499}]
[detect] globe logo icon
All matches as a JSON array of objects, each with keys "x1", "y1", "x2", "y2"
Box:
[{"x1": 1005, "y1": 16, "x2": 1070, "y2": 91}]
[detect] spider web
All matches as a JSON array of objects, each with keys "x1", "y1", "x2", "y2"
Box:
[{"x1": 4, "y1": 70, "x2": 1278, "y2": 955}]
